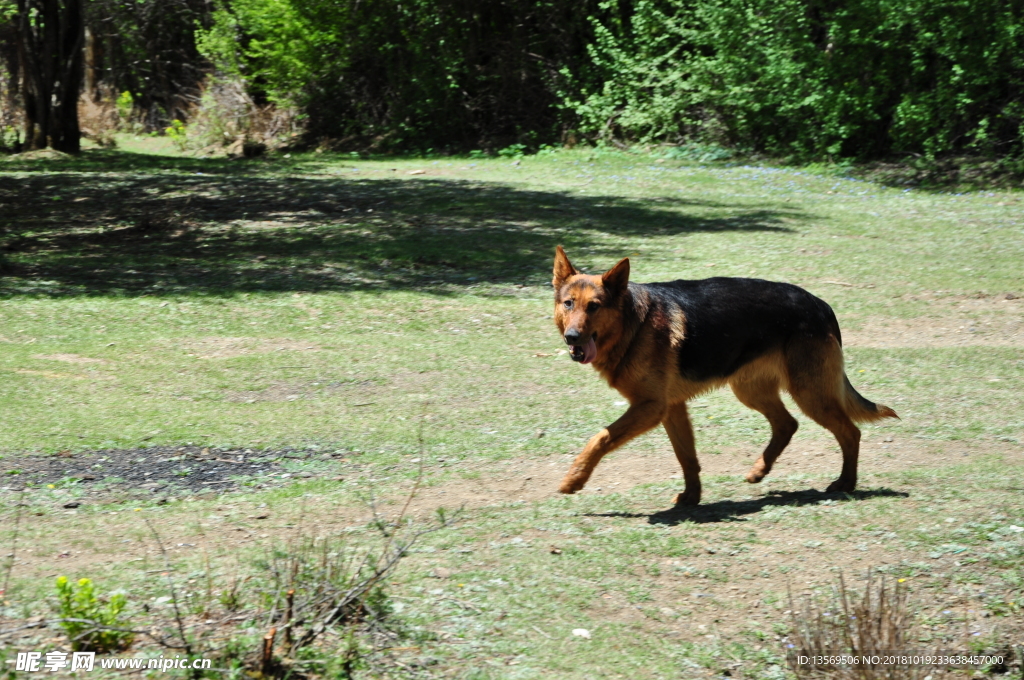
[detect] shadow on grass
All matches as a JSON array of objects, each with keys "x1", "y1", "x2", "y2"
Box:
[
  {"x1": 1, "y1": 150, "x2": 804, "y2": 298},
  {"x1": 586, "y1": 487, "x2": 909, "y2": 525}
]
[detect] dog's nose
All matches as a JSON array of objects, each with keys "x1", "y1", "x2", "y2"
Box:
[{"x1": 564, "y1": 328, "x2": 581, "y2": 344}]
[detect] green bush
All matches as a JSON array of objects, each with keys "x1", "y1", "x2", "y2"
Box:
[
  {"x1": 164, "y1": 119, "x2": 188, "y2": 151},
  {"x1": 196, "y1": 0, "x2": 607, "y2": 150},
  {"x1": 191, "y1": 0, "x2": 1024, "y2": 159},
  {"x1": 571, "y1": 0, "x2": 1024, "y2": 160},
  {"x1": 54, "y1": 577, "x2": 134, "y2": 653}
]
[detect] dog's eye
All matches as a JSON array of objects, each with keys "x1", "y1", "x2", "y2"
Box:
[
  {"x1": 586, "y1": 301, "x2": 600, "y2": 313},
  {"x1": 563, "y1": 299, "x2": 573, "y2": 309}
]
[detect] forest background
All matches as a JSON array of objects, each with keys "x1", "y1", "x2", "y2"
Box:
[{"x1": 1, "y1": 0, "x2": 1024, "y2": 166}]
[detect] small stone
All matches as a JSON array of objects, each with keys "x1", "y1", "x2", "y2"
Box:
[
  {"x1": 431, "y1": 567, "x2": 452, "y2": 579},
  {"x1": 571, "y1": 628, "x2": 591, "y2": 639},
  {"x1": 62, "y1": 501, "x2": 81, "y2": 509}
]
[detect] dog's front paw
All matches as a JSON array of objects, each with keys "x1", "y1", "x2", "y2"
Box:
[{"x1": 558, "y1": 474, "x2": 586, "y2": 494}]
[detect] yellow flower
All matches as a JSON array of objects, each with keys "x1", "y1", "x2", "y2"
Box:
[
  {"x1": 47, "y1": 484, "x2": 55, "y2": 489},
  {"x1": 898, "y1": 578, "x2": 906, "y2": 583}
]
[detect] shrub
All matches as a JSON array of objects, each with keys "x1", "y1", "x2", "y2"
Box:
[
  {"x1": 54, "y1": 577, "x2": 134, "y2": 653},
  {"x1": 571, "y1": 0, "x2": 1024, "y2": 160},
  {"x1": 165, "y1": 119, "x2": 188, "y2": 151},
  {"x1": 195, "y1": 0, "x2": 608, "y2": 150},
  {"x1": 786, "y1": 571, "x2": 922, "y2": 679}
]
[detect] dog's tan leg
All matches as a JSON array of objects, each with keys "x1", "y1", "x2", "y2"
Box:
[
  {"x1": 786, "y1": 338, "x2": 861, "y2": 492},
  {"x1": 662, "y1": 401, "x2": 701, "y2": 506},
  {"x1": 793, "y1": 395, "x2": 860, "y2": 492},
  {"x1": 730, "y1": 378, "x2": 798, "y2": 483},
  {"x1": 559, "y1": 401, "x2": 665, "y2": 494}
]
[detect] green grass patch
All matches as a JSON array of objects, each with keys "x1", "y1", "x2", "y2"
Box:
[{"x1": 1, "y1": 144, "x2": 1021, "y2": 677}]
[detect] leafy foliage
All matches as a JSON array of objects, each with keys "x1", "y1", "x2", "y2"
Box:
[
  {"x1": 189, "y1": 0, "x2": 1024, "y2": 159},
  {"x1": 572, "y1": 0, "x2": 1024, "y2": 159},
  {"x1": 81, "y1": 0, "x2": 212, "y2": 128},
  {"x1": 5, "y1": 0, "x2": 1024, "y2": 157},
  {"x1": 54, "y1": 577, "x2": 133, "y2": 653},
  {"x1": 197, "y1": 0, "x2": 607, "y2": 150}
]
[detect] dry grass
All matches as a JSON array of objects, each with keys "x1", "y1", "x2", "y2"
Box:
[
  {"x1": 187, "y1": 79, "x2": 303, "y2": 155},
  {"x1": 78, "y1": 93, "x2": 120, "y2": 148},
  {"x1": 787, "y1": 572, "x2": 925, "y2": 680}
]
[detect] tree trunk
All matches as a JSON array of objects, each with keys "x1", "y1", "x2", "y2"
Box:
[
  {"x1": 84, "y1": 25, "x2": 104, "y2": 103},
  {"x1": 16, "y1": 0, "x2": 84, "y2": 153}
]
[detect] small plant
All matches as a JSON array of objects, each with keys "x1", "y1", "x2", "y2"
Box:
[
  {"x1": 115, "y1": 91, "x2": 134, "y2": 123},
  {"x1": 786, "y1": 571, "x2": 923, "y2": 679},
  {"x1": 0, "y1": 125, "x2": 20, "y2": 152},
  {"x1": 165, "y1": 119, "x2": 188, "y2": 151},
  {"x1": 219, "y1": 576, "x2": 243, "y2": 611},
  {"x1": 497, "y1": 143, "x2": 527, "y2": 158},
  {"x1": 55, "y1": 576, "x2": 134, "y2": 652}
]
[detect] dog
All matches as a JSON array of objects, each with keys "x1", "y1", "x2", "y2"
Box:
[{"x1": 551, "y1": 246, "x2": 898, "y2": 505}]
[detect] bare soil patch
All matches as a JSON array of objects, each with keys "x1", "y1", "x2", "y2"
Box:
[
  {"x1": 396, "y1": 436, "x2": 1021, "y2": 518},
  {"x1": 0, "y1": 445, "x2": 296, "y2": 498},
  {"x1": 846, "y1": 298, "x2": 1023, "y2": 348},
  {"x1": 169, "y1": 336, "x2": 322, "y2": 359},
  {"x1": 30, "y1": 353, "x2": 109, "y2": 365},
  {"x1": 225, "y1": 377, "x2": 382, "y2": 403}
]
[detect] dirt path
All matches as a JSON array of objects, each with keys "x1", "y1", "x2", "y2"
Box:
[
  {"x1": 6, "y1": 434, "x2": 1020, "y2": 583},
  {"x1": 396, "y1": 434, "x2": 1019, "y2": 517},
  {"x1": 845, "y1": 296, "x2": 1023, "y2": 348}
]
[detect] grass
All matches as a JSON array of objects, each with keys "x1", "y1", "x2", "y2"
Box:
[{"x1": 0, "y1": 140, "x2": 1022, "y2": 678}]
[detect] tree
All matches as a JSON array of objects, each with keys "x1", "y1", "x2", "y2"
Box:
[
  {"x1": 84, "y1": 0, "x2": 212, "y2": 129},
  {"x1": 15, "y1": 0, "x2": 83, "y2": 152}
]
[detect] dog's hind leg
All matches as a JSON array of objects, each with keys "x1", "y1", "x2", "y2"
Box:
[
  {"x1": 786, "y1": 337, "x2": 861, "y2": 493},
  {"x1": 663, "y1": 401, "x2": 702, "y2": 505},
  {"x1": 730, "y1": 377, "x2": 798, "y2": 484}
]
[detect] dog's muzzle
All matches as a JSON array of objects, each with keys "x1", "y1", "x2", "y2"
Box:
[{"x1": 564, "y1": 332, "x2": 597, "y2": 364}]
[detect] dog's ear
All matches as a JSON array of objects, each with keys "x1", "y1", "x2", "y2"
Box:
[
  {"x1": 552, "y1": 245, "x2": 578, "y2": 288},
  {"x1": 602, "y1": 257, "x2": 630, "y2": 296}
]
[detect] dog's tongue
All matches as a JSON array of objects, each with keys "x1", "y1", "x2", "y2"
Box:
[{"x1": 581, "y1": 336, "x2": 597, "y2": 364}]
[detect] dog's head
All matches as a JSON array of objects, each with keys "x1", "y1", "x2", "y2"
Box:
[{"x1": 552, "y1": 246, "x2": 630, "y2": 364}]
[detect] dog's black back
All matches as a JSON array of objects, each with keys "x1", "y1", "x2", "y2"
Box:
[{"x1": 641, "y1": 278, "x2": 842, "y2": 382}]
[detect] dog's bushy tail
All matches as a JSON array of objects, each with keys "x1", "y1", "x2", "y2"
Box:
[{"x1": 842, "y1": 375, "x2": 899, "y2": 422}]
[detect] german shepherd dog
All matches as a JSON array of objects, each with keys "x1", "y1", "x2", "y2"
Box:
[{"x1": 552, "y1": 246, "x2": 898, "y2": 506}]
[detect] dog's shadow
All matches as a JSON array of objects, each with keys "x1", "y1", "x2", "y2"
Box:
[{"x1": 586, "y1": 487, "x2": 908, "y2": 525}]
